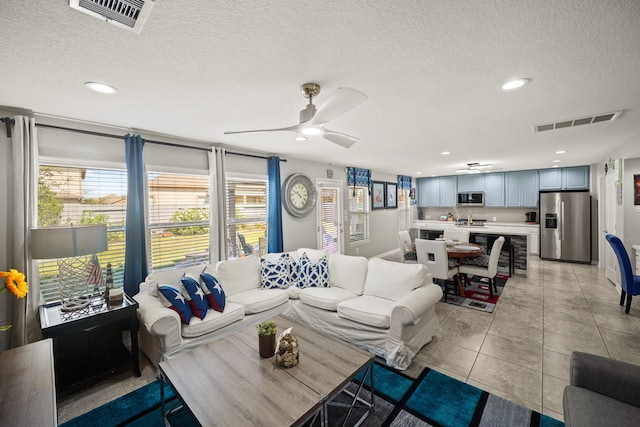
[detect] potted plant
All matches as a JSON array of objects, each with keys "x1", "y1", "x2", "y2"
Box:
[{"x1": 257, "y1": 320, "x2": 277, "y2": 358}]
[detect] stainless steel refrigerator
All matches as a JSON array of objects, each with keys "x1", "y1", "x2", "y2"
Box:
[{"x1": 539, "y1": 191, "x2": 591, "y2": 263}]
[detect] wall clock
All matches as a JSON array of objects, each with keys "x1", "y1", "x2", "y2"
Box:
[{"x1": 282, "y1": 173, "x2": 317, "y2": 218}]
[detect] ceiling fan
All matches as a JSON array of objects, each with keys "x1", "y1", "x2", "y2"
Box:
[
  {"x1": 224, "y1": 83, "x2": 367, "y2": 148},
  {"x1": 456, "y1": 162, "x2": 494, "y2": 174}
]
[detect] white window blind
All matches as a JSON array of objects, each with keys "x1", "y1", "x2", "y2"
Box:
[
  {"x1": 147, "y1": 173, "x2": 210, "y2": 271},
  {"x1": 349, "y1": 187, "x2": 370, "y2": 243},
  {"x1": 226, "y1": 177, "x2": 267, "y2": 259},
  {"x1": 320, "y1": 187, "x2": 340, "y2": 253},
  {"x1": 37, "y1": 165, "x2": 127, "y2": 302}
]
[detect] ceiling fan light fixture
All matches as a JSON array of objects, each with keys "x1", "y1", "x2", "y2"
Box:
[
  {"x1": 301, "y1": 126, "x2": 321, "y2": 135},
  {"x1": 502, "y1": 78, "x2": 529, "y2": 90},
  {"x1": 84, "y1": 82, "x2": 118, "y2": 94}
]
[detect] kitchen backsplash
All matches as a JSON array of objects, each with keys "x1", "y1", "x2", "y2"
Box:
[{"x1": 417, "y1": 207, "x2": 537, "y2": 223}]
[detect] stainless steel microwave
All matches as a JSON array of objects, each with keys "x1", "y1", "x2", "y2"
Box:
[{"x1": 457, "y1": 192, "x2": 484, "y2": 206}]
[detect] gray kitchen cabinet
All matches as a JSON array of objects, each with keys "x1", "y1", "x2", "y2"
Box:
[
  {"x1": 539, "y1": 166, "x2": 589, "y2": 191},
  {"x1": 457, "y1": 174, "x2": 486, "y2": 192},
  {"x1": 484, "y1": 173, "x2": 505, "y2": 207},
  {"x1": 506, "y1": 170, "x2": 539, "y2": 207},
  {"x1": 416, "y1": 176, "x2": 456, "y2": 207},
  {"x1": 563, "y1": 166, "x2": 590, "y2": 189},
  {"x1": 439, "y1": 176, "x2": 457, "y2": 207},
  {"x1": 416, "y1": 177, "x2": 429, "y2": 207},
  {"x1": 539, "y1": 168, "x2": 562, "y2": 190}
]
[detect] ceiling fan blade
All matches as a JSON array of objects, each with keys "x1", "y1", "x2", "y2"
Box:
[
  {"x1": 312, "y1": 87, "x2": 367, "y2": 125},
  {"x1": 322, "y1": 129, "x2": 358, "y2": 148},
  {"x1": 224, "y1": 124, "x2": 300, "y2": 135}
]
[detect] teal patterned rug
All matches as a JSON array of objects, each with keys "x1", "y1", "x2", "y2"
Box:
[{"x1": 62, "y1": 362, "x2": 563, "y2": 427}]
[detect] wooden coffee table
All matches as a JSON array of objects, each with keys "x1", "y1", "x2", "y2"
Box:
[{"x1": 159, "y1": 315, "x2": 374, "y2": 426}]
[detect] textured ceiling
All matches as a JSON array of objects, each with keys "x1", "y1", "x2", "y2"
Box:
[{"x1": 1, "y1": 0, "x2": 639, "y2": 176}]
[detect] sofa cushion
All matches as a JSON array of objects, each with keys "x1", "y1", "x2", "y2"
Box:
[
  {"x1": 299, "y1": 287, "x2": 358, "y2": 311},
  {"x1": 563, "y1": 385, "x2": 640, "y2": 427},
  {"x1": 363, "y1": 258, "x2": 427, "y2": 301},
  {"x1": 157, "y1": 284, "x2": 193, "y2": 324},
  {"x1": 212, "y1": 255, "x2": 261, "y2": 296},
  {"x1": 200, "y1": 272, "x2": 226, "y2": 312},
  {"x1": 260, "y1": 253, "x2": 292, "y2": 289},
  {"x1": 182, "y1": 302, "x2": 246, "y2": 338},
  {"x1": 226, "y1": 288, "x2": 289, "y2": 314},
  {"x1": 328, "y1": 253, "x2": 368, "y2": 295},
  {"x1": 337, "y1": 295, "x2": 394, "y2": 328},
  {"x1": 298, "y1": 253, "x2": 329, "y2": 288},
  {"x1": 181, "y1": 274, "x2": 209, "y2": 320}
]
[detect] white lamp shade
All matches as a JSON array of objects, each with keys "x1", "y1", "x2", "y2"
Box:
[{"x1": 31, "y1": 225, "x2": 108, "y2": 259}]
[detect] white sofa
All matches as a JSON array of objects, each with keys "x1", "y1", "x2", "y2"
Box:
[{"x1": 133, "y1": 248, "x2": 443, "y2": 370}]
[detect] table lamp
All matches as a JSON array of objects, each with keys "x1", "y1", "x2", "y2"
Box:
[{"x1": 31, "y1": 224, "x2": 108, "y2": 311}]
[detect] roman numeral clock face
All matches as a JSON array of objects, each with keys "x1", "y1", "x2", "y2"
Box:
[{"x1": 282, "y1": 173, "x2": 316, "y2": 217}]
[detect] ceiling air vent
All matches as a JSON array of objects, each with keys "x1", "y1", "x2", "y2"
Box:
[
  {"x1": 533, "y1": 110, "x2": 623, "y2": 133},
  {"x1": 70, "y1": 0, "x2": 154, "y2": 33}
]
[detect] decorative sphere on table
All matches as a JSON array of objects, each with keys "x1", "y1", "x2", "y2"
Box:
[{"x1": 275, "y1": 333, "x2": 299, "y2": 368}]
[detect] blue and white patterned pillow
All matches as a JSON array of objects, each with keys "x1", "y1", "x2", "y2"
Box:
[
  {"x1": 181, "y1": 273, "x2": 209, "y2": 320},
  {"x1": 298, "y1": 253, "x2": 329, "y2": 288},
  {"x1": 289, "y1": 257, "x2": 300, "y2": 287},
  {"x1": 260, "y1": 253, "x2": 292, "y2": 289},
  {"x1": 157, "y1": 284, "x2": 193, "y2": 324}
]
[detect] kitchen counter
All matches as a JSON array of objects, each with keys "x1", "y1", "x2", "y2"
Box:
[
  {"x1": 413, "y1": 220, "x2": 538, "y2": 236},
  {"x1": 413, "y1": 220, "x2": 540, "y2": 275}
]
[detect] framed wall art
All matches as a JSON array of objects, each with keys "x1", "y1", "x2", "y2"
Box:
[
  {"x1": 386, "y1": 182, "x2": 397, "y2": 208},
  {"x1": 371, "y1": 181, "x2": 385, "y2": 210}
]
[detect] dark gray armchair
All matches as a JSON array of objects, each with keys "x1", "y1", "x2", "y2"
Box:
[{"x1": 563, "y1": 352, "x2": 640, "y2": 426}]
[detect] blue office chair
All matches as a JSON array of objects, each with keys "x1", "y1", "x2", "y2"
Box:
[{"x1": 605, "y1": 234, "x2": 640, "y2": 314}]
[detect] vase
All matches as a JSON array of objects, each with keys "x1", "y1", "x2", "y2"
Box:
[
  {"x1": 258, "y1": 334, "x2": 276, "y2": 358},
  {"x1": 275, "y1": 333, "x2": 299, "y2": 368}
]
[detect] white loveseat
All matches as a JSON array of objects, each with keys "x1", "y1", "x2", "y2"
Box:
[{"x1": 133, "y1": 248, "x2": 443, "y2": 370}]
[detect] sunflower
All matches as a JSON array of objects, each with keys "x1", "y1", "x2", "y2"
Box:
[{"x1": 0, "y1": 269, "x2": 28, "y2": 298}]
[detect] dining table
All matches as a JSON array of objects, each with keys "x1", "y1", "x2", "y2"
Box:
[{"x1": 446, "y1": 242, "x2": 484, "y2": 297}]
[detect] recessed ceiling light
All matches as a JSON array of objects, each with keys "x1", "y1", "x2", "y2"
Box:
[
  {"x1": 555, "y1": 150, "x2": 566, "y2": 154},
  {"x1": 441, "y1": 151, "x2": 450, "y2": 155},
  {"x1": 502, "y1": 78, "x2": 530, "y2": 90},
  {"x1": 295, "y1": 136, "x2": 307, "y2": 141},
  {"x1": 553, "y1": 159, "x2": 561, "y2": 163},
  {"x1": 416, "y1": 172, "x2": 422, "y2": 175},
  {"x1": 552, "y1": 165, "x2": 560, "y2": 168},
  {"x1": 85, "y1": 82, "x2": 118, "y2": 94}
]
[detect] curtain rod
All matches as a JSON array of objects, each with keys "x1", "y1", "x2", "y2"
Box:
[
  {"x1": 2, "y1": 117, "x2": 287, "y2": 161},
  {"x1": 226, "y1": 151, "x2": 287, "y2": 162},
  {"x1": 1, "y1": 117, "x2": 210, "y2": 152}
]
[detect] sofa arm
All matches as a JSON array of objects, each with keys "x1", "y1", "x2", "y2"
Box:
[
  {"x1": 134, "y1": 291, "x2": 183, "y2": 353},
  {"x1": 570, "y1": 351, "x2": 640, "y2": 408},
  {"x1": 391, "y1": 284, "x2": 443, "y2": 325}
]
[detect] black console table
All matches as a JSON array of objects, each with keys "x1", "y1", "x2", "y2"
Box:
[{"x1": 39, "y1": 293, "x2": 140, "y2": 396}]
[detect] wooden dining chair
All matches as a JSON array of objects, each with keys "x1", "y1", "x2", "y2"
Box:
[
  {"x1": 415, "y1": 238, "x2": 458, "y2": 300},
  {"x1": 458, "y1": 236, "x2": 505, "y2": 299}
]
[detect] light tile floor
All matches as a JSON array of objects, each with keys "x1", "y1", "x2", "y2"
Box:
[{"x1": 57, "y1": 257, "x2": 640, "y2": 424}]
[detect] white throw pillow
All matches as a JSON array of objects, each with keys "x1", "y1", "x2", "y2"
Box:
[
  {"x1": 328, "y1": 253, "x2": 368, "y2": 295},
  {"x1": 363, "y1": 258, "x2": 427, "y2": 301},
  {"x1": 212, "y1": 255, "x2": 261, "y2": 296}
]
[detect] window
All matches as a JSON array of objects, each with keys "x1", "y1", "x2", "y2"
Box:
[
  {"x1": 37, "y1": 165, "x2": 127, "y2": 302},
  {"x1": 348, "y1": 187, "x2": 370, "y2": 244},
  {"x1": 147, "y1": 173, "x2": 210, "y2": 271},
  {"x1": 226, "y1": 176, "x2": 267, "y2": 259}
]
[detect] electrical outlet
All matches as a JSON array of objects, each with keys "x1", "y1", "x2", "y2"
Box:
[
  {"x1": 635, "y1": 206, "x2": 640, "y2": 213},
  {"x1": 492, "y1": 216, "x2": 497, "y2": 221}
]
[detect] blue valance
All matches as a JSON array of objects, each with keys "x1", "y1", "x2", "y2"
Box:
[
  {"x1": 346, "y1": 167, "x2": 371, "y2": 187},
  {"x1": 398, "y1": 175, "x2": 412, "y2": 190}
]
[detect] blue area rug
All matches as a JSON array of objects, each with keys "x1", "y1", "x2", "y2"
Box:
[{"x1": 63, "y1": 362, "x2": 564, "y2": 427}]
